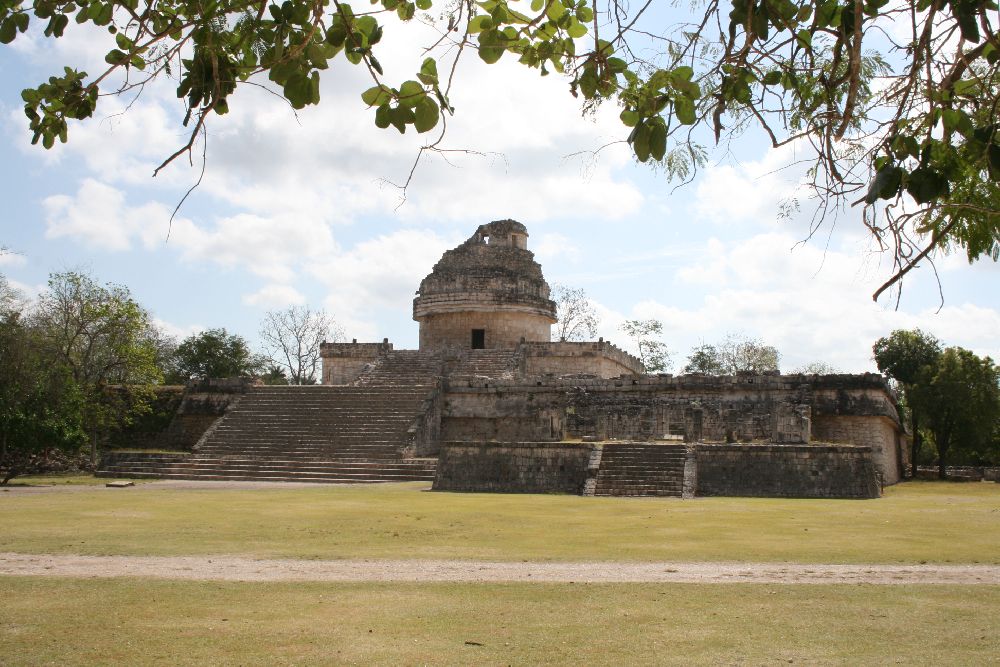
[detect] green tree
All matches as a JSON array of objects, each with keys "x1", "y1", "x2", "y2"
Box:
[
  {"x1": 3, "y1": 0, "x2": 997, "y2": 297},
  {"x1": 259, "y1": 365, "x2": 290, "y2": 385},
  {"x1": 621, "y1": 319, "x2": 671, "y2": 373},
  {"x1": 911, "y1": 347, "x2": 1000, "y2": 479},
  {"x1": 873, "y1": 328, "x2": 942, "y2": 476},
  {"x1": 33, "y1": 271, "x2": 163, "y2": 465},
  {"x1": 551, "y1": 284, "x2": 599, "y2": 342},
  {"x1": 683, "y1": 344, "x2": 725, "y2": 375},
  {"x1": 682, "y1": 333, "x2": 781, "y2": 375},
  {"x1": 0, "y1": 306, "x2": 86, "y2": 484},
  {"x1": 169, "y1": 328, "x2": 263, "y2": 382}
]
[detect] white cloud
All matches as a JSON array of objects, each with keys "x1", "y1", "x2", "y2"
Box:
[
  {"x1": 307, "y1": 228, "x2": 456, "y2": 338},
  {"x1": 242, "y1": 284, "x2": 306, "y2": 308},
  {"x1": 43, "y1": 179, "x2": 173, "y2": 251},
  {"x1": 153, "y1": 317, "x2": 204, "y2": 341},
  {"x1": 534, "y1": 233, "x2": 581, "y2": 262},
  {"x1": 0, "y1": 250, "x2": 27, "y2": 268},
  {"x1": 632, "y1": 232, "x2": 1000, "y2": 372}
]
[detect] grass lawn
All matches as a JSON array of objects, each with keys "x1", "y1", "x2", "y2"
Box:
[
  {"x1": 1, "y1": 479, "x2": 998, "y2": 563},
  {"x1": 0, "y1": 577, "x2": 997, "y2": 665}
]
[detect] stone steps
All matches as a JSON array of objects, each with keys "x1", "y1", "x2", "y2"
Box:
[
  {"x1": 593, "y1": 443, "x2": 687, "y2": 497},
  {"x1": 356, "y1": 351, "x2": 443, "y2": 385},
  {"x1": 446, "y1": 350, "x2": 521, "y2": 378},
  {"x1": 97, "y1": 382, "x2": 439, "y2": 484}
]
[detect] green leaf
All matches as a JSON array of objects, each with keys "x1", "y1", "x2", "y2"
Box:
[
  {"x1": 952, "y1": 79, "x2": 978, "y2": 96},
  {"x1": 619, "y1": 109, "x2": 640, "y2": 127},
  {"x1": 953, "y1": 5, "x2": 980, "y2": 43},
  {"x1": 649, "y1": 120, "x2": 666, "y2": 161},
  {"x1": 0, "y1": 19, "x2": 17, "y2": 44},
  {"x1": 104, "y1": 49, "x2": 128, "y2": 65},
  {"x1": 762, "y1": 70, "x2": 782, "y2": 86},
  {"x1": 815, "y1": 0, "x2": 837, "y2": 26},
  {"x1": 478, "y1": 45, "x2": 504, "y2": 64},
  {"x1": 396, "y1": 2, "x2": 415, "y2": 20},
  {"x1": 361, "y1": 84, "x2": 392, "y2": 107},
  {"x1": 796, "y1": 29, "x2": 811, "y2": 49},
  {"x1": 941, "y1": 108, "x2": 973, "y2": 137},
  {"x1": 415, "y1": 0, "x2": 432, "y2": 9},
  {"x1": 675, "y1": 96, "x2": 695, "y2": 125},
  {"x1": 566, "y1": 19, "x2": 587, "y2": 38},
  {"x1": 94, "y1": 2, "x2": 112, "y2": 25},
  {"x1": 546, "y1": 0, "x2": 566, "y2": 21},
  {"x1": 374, "y1": 103, "x2": 391, "y2": 128},
  {"x1": 576, "y1": 5, "x2": 593, "y2": 22},
  {"x1": 413, "y1": 95, "x2": 439, "y2": 132},
  {"x1": 865, "y1": 165, "x2": 903, "y2": 204},
  {"x1": 388, "y1": 105, "x2": 414, "y2": 133},
  {"x1": 632, "y1": 121, "x2": 651, "y2": 162},
  {"x1": 467, "y1": 14, "x2": 492, "y2": 33},
  {"x1": 417, "y1": 57, "x2": 438, "y2": 85},
  {"x1": 988, "y1": 144, "x2": 1000, "y2": 179},
  {"x1": 326, "y1": 21, "x2": 348, "y2": 47},
  {"x1": 398, "y1": 80, "x2": 425, "y2": 107},
  {"x1": 671, "y1": 65, "x2": 693, "y2": 82},
  {"x1": 905, "y1": 167, "x2": 949, "y2": 204}
]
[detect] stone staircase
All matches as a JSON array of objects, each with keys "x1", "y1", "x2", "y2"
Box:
[
  {"x1": 357, "y1": 350, "x2": 443, "y2": 385},
  {"x1": 592, "y1": 443, "x2": 687, "y2": 497},
  {"x1": 98, "y1": 384, "x2": 437, "y2": 484},
  {"x1": 446, "y1": 349, "x2": 522, "y2": 378}
]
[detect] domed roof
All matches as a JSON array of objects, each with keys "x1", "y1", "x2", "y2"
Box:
[{"x1": 413, "y1": 220, "x2": 557, "y2": 320}]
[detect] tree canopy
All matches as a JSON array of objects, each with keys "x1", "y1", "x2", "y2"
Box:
[
  {"x1": 910, "y1": 346, "x2": 1000, "y2": 475},
  {"x1": 621, "y1": 318, "x2": 671, "y2": 372},
  {"x1": 682, "y1": 333, "x2": 781, "y2": 374},
  {"x1": 168, "y1": 328, "x2": 263, "y2": 382},
  {"x1": 873, "y1": 327, "x2": 941, "y2": 475},
  {"x1": 2, "y1": 0, "x2": 997, "y2": 297},
  {"x1": 0, "y1": 270, "x2": 163, "y2": 480}
]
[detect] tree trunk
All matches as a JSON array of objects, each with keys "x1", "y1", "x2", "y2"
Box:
[
  {"x1": 90, "y1": 428, "x2": 98, "y2": 469},
  {"x1": 937, "y1": 441, "x2": 948, "y2": 480},
  {"x1": 910, "y1": 413, "x2": 921, "y2": 478}
]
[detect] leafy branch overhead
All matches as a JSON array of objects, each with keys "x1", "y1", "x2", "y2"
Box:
[{"x1": 3, "y1": 0, "x2": 998, "y2": 297}]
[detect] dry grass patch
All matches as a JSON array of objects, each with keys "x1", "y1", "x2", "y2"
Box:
[
  {"x1": 0, "y1": 480, "x2": 998, "y2": 563},
  {"x1": 1, "y1": 577, "x2": 998, "y2": 666}
]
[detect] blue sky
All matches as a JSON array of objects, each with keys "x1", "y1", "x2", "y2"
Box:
[{"x1": 1, "y1": 8, "x2": 997, "y2": 373}]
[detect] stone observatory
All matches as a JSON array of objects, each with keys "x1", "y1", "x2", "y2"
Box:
[
  {"x1": 413, "y1": 219, "x2": 557, "y2": 351},
  {"x1": 101, "y1": 217, "x2": 906, "y2": 500}
]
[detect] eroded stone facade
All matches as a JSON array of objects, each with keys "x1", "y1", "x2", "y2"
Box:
[
  {"x1": 319, "y1": 219, "x2": 906, "y2": 497},
  {"x1": 413, "y1": 220, "x2": 557, "y2": 351}
]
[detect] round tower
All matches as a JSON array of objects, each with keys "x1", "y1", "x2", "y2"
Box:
[{"x1": 413, "y1": 220, "x2": 557, "y2": 351}]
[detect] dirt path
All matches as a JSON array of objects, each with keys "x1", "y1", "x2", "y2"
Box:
[{"x1": 2, "y1": 553, "x2": 998, "y2": 584}]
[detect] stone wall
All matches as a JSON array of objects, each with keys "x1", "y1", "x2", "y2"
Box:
[
  {"x1": 440, "y1": 373, "x2": 902, "y2": 485},
  {"x1": 417, "y1": 310, "x2": 552, "y2": 350},
  {"x1": 521, "y1": 340, "x2": 644, "y2": 377},
  {"x1": 812, "y1": 415, "x2": 902, "y2": 485},
  {"x1": 694, "y1": 443, "x2": 881, "y2": 498},
  {"x1": 404, "y1": 384, "x2": 444, "y2": 458},
  {"x1": 114, "y1": 378, "x2": 249, "y2": 451},
  {"x1": 320, "y1": 340, "x2": 392, "y2": 385},
  {"x1": 433, "y1": 441, "x2": 595, "y2": 493},
  {"x1": 431, "y1": 440, "x2": 881, "y2": 498}
]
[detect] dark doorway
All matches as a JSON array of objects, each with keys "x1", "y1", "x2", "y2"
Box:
[{"x1": 471, "y1": 329, "x2": 485, "y2": 349}]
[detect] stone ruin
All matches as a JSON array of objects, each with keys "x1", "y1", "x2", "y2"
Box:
[{"x1": 100, "y1": 219, "x2": 903, "y2": 499}]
